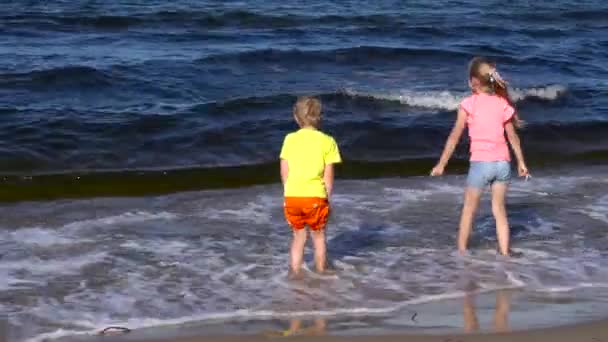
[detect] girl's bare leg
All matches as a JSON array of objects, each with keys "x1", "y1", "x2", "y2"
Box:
[
  {"x1": 290, "y1": 229, "x2": 307, "y2": 276},
  {"x1": 491, "y1": 182, "x2": 510, "y2": 256},
  {"x1": 463, "y1": 293, "x2": 479, "y2": 333},
  {"x1": 458, "y1": 187, "x2": 483, "y2": 253}
]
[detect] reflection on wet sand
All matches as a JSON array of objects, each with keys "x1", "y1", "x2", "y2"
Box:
[
  {"x1": 265, "y1": 290, "x2": 509, "y2": 337},
  {"x1": 464, "y1": 290, "x2": 511, "y2": 333},
  {"x1": 266, "y1": 318, "x2": 327, "y2": 337}
]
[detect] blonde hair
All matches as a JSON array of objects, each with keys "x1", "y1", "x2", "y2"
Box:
[
  {"x1": 468, "y1": 56, "x2": 524, "y2": 128},
  {"x1": 293, "y1": 96, "x2": 322, "y2": 128}
]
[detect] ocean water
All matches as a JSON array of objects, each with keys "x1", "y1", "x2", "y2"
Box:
[{"x1": 1, "y1": 0, "x2": 608, "y2": 341}]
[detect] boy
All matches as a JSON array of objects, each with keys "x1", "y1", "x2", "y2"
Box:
[{"x1": 280, "y1": 96, "x2": 341, "y2": 277}]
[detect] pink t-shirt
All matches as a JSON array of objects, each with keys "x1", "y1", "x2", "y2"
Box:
[{"x1": 460, "y1": 93, "x2": 515, "y2": 162}]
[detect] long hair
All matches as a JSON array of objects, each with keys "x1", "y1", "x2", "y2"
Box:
[{"x1": 468, "y1": 57, "x2": 524, "y2": 128}]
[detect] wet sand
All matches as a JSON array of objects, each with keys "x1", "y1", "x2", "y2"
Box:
[
  {"x1": 99, "y1": 319, "x2": 608, "y2": 342},
  {"x1": 50, "y1": 289, "x2": 608, "y2": 342}
]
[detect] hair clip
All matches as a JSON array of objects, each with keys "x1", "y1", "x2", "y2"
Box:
[{"x1": 489, "y1": 69, "x2": 505, "y2": 85}]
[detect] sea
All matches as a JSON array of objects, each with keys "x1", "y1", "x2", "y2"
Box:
[{"x1": 1, "y1": 1, "x2": 608, "y2": 341}]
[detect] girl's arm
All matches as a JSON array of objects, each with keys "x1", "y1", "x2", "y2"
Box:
[
  {"x1": 505, "y1": 121, "x2": 529, "y2": 177},
  {"x1": 323, "y1": 163, "x2": 334, "y2": 197},
  {"x1": 431, "y1": 108, "x2": 467, "y2": 176},
  {"x1": 280, "y1": 159, "x2": 289, "y2": 185}
]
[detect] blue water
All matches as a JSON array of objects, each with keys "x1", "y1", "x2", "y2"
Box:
[{"x1": 0, "y1": 0, "x2": 607, "y2": 178}]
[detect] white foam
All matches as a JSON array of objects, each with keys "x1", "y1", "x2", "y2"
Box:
[
  {"x1": 118, "y1": 240, "x2": 144, "y2": 250},
  {"x1": 509, "y1": 85, "x2": 567, "y2": 102},
  {"x1": 202, "y1": 201, "x2": 270, "y2": 225},
  {"x1": 11, "y1": 171, "x2": 608, "y2": 342},
  {"x1": 63, "y1": 211, "x2": 177, "y2": 230},
  {"x1": 6, "y1": 227, "x2": 75, "y2": 247},
  {"x1": 120, "y1": 239, "x2": 189, "y2": 256},
  {"x1": 581, "y1": 195, "x2": 608, "y2": 224},
  {"x1": 524, "y1": 217, "x2": 560, "y2": 237},
  {"x1": 342, "y1": 85, "x2": 567, "y2": 111},
  {"x1": 343, "y1": 87, "x2": 464, "y2": 111},
  {"x1": 538, "y1": 286, "x2": 578, "y2": 293},
  {"x1": 505, "y1": 271, "x2": 526, "y2": 287},
  {"x1": 26, "y1": 328, "x2": 90, "y2": 342},
  {"x1": 383, "y1": 187, "x2": 434, "y2": 202},
  {"x1": 3, "y1": 211, "x2": 178, "y2": 241},
  {"x1": 536, "y1": 282, "x2": 608, "y2": 293},
  {"x1": 0, "y1": 252, "x2": 108, "y2": 277}
]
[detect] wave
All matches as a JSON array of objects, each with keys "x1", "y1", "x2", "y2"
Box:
[
  {"x1": 199, "y1": 46, "x2": 472, "y2": 65},
  {"x1": 200, "y1": 84, "x2": 567, "y2": 115},
  {"x1": 0, "y1": 61, "x2": 567, "y2": 110},
  {"x1": 509, "y1": 85, "x2": 568, "y2": 103},
  {"x1": 560, "y1": 9, "x2": 608, "y2": 21},
  {"x1": 2, "y1": 11, "x2": 404, "y2": 31},
  {"x1": 520, "y1": 8, "x2": 608, "y2": 25},
  {"x1": 195, "y1": 45, "x2": 583, "y2": 73},
  {"x1": 341, "y1": 85, "x2": 566, "y2": 111},
  {"x1": 7, "y1": 8, "x2": 606, "y2": 33},
  {"x1": 0, "y1": 66, "x2": 115, "y2": 89}
]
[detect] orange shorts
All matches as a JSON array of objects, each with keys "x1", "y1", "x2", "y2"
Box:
[{"x1": 283, "y1": 197, "x2": 329, "y2": 231}]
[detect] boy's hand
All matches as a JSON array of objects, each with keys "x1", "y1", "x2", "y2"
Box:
[
  {"x1": 430, "y1": 164, "x2": 445, "y2": 177},
  {"x1": 518, "y1": 163, "x2": 529, "y2": 177}
]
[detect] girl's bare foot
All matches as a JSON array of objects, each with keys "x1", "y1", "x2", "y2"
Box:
[
  {"x1": 317, "y1": 268, "x2": 336, "y2": 276},
  {"x1": 496, "y1": 246, "x2": 523, "y2": 258}
]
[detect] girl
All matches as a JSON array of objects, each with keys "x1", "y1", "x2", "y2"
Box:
[{"x1": 430, "y1": 57, "x2": 529, "y2": 256}]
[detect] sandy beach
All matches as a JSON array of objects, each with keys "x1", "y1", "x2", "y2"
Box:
[{"x1": 95, "y1": 319, "x2": 608, "y2": 342}]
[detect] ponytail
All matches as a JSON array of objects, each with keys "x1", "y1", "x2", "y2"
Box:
[{"x1": 494, "y1": 84, "x2": 525, "y2": 128}]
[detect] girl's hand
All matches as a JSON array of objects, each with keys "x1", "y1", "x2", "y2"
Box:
[
  {"x1": 430, "y1": 164, "x2": 445, "y2": 177},
  {"x1": 518, "y1": 163, "x2": 529, "y2": 177}
]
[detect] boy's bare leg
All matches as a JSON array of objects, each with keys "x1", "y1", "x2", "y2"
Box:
[
  {"x1": 290, "y1": 229, "x2": 307, "y2": 276},
  {"x1": 287, "y1": 319, "x2": 302, "y2": 335},
  {"x1": 491, "y1": 182, "x2": 510, "y2": 256},
  {"x1": 458, "y1": 187, "x2": 482, "y2": 253},
  {"x1": 311, "y1": 318, "x2": 327, "y2": 335},
  {"x1": 311, "y1": 229, "x2": 326, "y2": 273}
]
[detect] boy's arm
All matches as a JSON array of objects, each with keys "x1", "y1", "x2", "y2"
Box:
[
  {"x1": 431, "y1": 108, "x2": 467, "y2": 176},
  {"x1": 323, "y1": 163, "x2": 334, "y2": 197},
  {"x1": 505, "y1": 121, "x2": 529, "y2": 177},
  {"x1": 280, "y1": 159, "x2": 289, "y2": 185}
]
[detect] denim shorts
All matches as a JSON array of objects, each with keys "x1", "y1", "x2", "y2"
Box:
[{"x1": 466, "y1": 161, "x2": 512, "y2": 189}]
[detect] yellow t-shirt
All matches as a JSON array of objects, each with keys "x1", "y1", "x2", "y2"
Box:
[{"x1": 280, "y1": 128, "x2": 342, "y2": 198}]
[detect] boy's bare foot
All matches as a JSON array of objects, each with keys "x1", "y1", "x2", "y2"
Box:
[{"x1": 288, "y1": 269, "x2": 304, "y2": 280}]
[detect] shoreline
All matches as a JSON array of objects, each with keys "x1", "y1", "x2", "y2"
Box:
[
  {"x1": 25, "y1": 285, "x2": 608, "y2": 342},
  {"x1": 3, "y1": 160, "x2": 607, "y2": 203},
  {"x1": 98, "y1": 318, "x2": 608, "y2": 342},
  {"x1": 22, "y1": 286, "x2": 608, "y2": 342}
]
